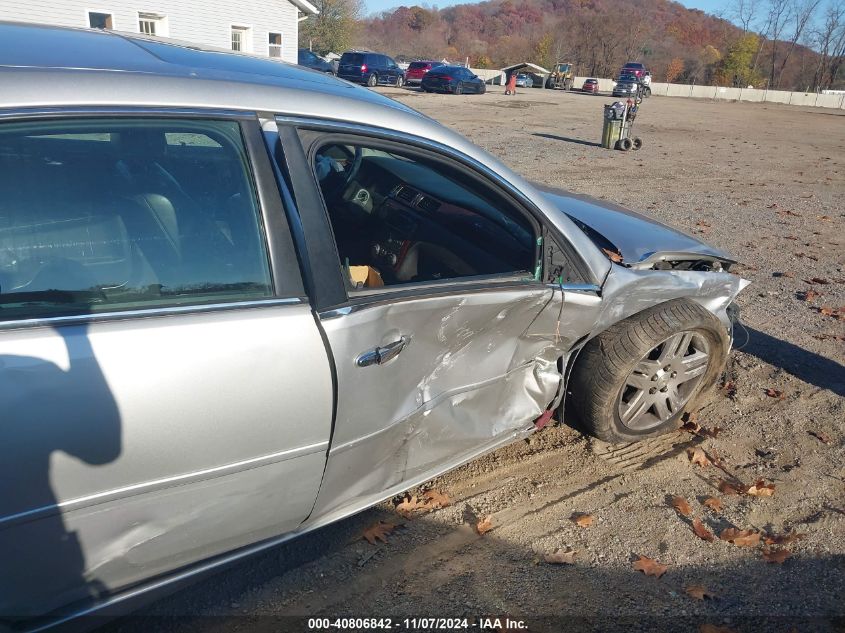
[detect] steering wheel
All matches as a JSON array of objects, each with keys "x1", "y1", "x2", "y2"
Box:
[{"x1": 343, "y1": 145, "x2": 363, "y2": 188}]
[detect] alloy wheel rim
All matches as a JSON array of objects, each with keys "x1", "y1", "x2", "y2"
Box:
[{"x1": 617, "y1": 330, "x2": 711, "y2": 431}]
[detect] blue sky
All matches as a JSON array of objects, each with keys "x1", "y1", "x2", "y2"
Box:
[{"x1": 364, "y1": 0, "x2": 726, "y2": 17}]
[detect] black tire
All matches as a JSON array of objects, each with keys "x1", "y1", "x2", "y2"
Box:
[
  {"x1": 396, "y1": 75, "x2": 404, "y2": 87},
  {"x1": 568, "y1": 299, "x2": 728, "y2": 444},
  {"x1": 454, "y1": 81, "x2": 463, "y2": 95},
  {"x1": 479, "y1": 83, "x2": 486, "y2": 94},
  {"x1": 643, "y1": 86, "x2": 651, "y2": 97},
  {"x1": 367, "y1": 74, "x2": 378, "y2": 87},
  {"x1": 617, "y1": 137, "x2": 633, "y2": 151},
  {"x1": 632, "y1": 137, "x2": 643, "y2": 150}
]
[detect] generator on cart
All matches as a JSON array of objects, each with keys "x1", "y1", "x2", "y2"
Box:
[{"x1": 601, "y1": 93, "x2": 644, "y2": 151}]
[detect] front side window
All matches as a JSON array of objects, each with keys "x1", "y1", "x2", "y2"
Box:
[
  {"x1": 312, "y1": 142, "x2": 536, "y2": 290},
  {"x1": 0, "y1": 118, "x2": 272, "y2": 320}
]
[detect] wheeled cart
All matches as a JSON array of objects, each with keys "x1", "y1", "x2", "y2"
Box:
[{"x1": 601, "y1": 98, "x2": 644, "y2": 151}]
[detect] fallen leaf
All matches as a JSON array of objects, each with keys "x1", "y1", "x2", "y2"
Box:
[
  {"x1": 362, "y1": 521, "x2": 399, "y2": 545},
  {"x1": 692, "y1": 518, "x2": 715, "y2": 542},
  {"x1": 544, "y1": 549, "x2": 577, "y2": 565},
  {"x1": 774, "y1": 271, "x2": 795, "y2": 278},
  {"x1": 681, "y1": 419, "x2": 702, "y2": 434},
  {"x1": 721, "y1": 380, "x2": 737, "y2": 399},
  {"x1": 701, "y1": 426, "x2": 723, "y2": 439},
  {"x1": 671, "y1": 496, "x2": 693, "y2": 517},
  {"x1": 818, "y1": 215, "x2": 831, "y2": 221},
  {"x1": 798, "y1": 289, "x2": 820, "y2": 302},
  {"x1": 632, "y1": 555, "x2": 668, "y2": 578},
  {"x1": 718, "y1": 480, "x2": 744, "y2": 496},
  {"x1": 422, "y1": 489, "x2": 451, "y2": 509},
  {"x1": 805, "y1": 277, "x2": 831, "y2": 285},
  {"x1": 719, "y1": 527, "x2": 761, "y2": 547},
  {"x1": 765, "y1": 388, "x2": 785, "y2": 399},
  {"x1": 809, "y1": 430, "x2": 832, "y2": 444},
  {"x1": 395, "y1": 495, "x2": 429, "y2": 518},
  {"x1": 570, "y1": 512, "x2": 594, "y2": 527},
  {"x1": 762, "y1": 548, "x2": 792, "y2": 564},
  {"x1": 687, "y1": 448, "x2": 711, "y2": 468},
  {"x1": 685, "y1": 584, "x2": 716, "y2": 600},
  {"x1": 745, "y1": 479, "x2": 775, "y2": 497},
  {"x1": 602, "y1": 248, "x2": 624, "y2": 263},
  {"x1": 475, "y1": 516, "x2": 494, "y2": 535},
  {"x1": 764, "y1": 531, "x2": 805, "y2": 545},
  {"x1": 703, "y1": 497, "x2": 723, "y2": 512}
]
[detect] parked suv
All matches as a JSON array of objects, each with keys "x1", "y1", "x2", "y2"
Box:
[
  {"x1": 0, "y1": 21, "x2": 746, "y2": 628},
  {"x1": 297, "y1": 49, "x2": 335, "y2": 74},
  {"x1": 337, "y1": 51, "x2": 405, "y2": 87}
]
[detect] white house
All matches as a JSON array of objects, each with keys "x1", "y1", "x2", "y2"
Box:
[{"x1": 0, "y1": 0, "x2": 319, "y2": 63}]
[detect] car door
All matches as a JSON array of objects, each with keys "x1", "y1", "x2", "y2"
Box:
[
  {"x1": 0, "y1": 113, "x2": 333, "y2": 619},
  {"x1": 270, "y1": 121, "x2": 575, "y2": 524}
]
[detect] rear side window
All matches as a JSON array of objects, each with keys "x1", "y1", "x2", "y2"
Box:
[
  {"x1": 0, "y1": 118, "x2": 272, "y2": 320},
  {"x1": 341, "y1": 53, "x2": 363, "y2": 66},
  {"x1": 408, "y1": 62, "x2": 428, "y2": 70}
]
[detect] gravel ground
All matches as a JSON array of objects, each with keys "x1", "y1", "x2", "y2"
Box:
[{"x1": 105, "y1": 88, "x2": 844, "y2": 633}]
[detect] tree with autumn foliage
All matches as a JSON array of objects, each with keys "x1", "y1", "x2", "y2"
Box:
[
  {"x1": 665, "y1": 58, "x2": 685, "y2": 82},
  {"x1": 300, "y1": 0, "x2": 363, "y2": 55},
  {"x1": 715, "y1": 33, "x2": 763, "y2": 86}
]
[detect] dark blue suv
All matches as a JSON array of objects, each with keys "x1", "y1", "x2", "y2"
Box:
[{"x1": 337, "y1": 51, "x2": 405, "y2": 87}]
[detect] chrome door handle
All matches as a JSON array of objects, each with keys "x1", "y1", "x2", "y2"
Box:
[{"x1": 356, "y1": 336, "x2": 409, "y2": 367}]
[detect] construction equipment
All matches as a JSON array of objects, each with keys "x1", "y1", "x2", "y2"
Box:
[{"x1": 545, "y1": 62, "x2": 574, "y2": 90}]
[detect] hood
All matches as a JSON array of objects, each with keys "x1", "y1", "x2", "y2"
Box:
[{"x1": 536, "y1": 184, "x2": 735, "y2": 269}]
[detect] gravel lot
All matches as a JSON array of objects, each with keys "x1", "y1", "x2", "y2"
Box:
[{"x1": 107, "y1": 89, "x2": 844, "y2": 633}]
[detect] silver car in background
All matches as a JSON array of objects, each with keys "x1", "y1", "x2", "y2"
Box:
[{"x1": 0, "y1": 22, "x2": 748, "y2": 629}]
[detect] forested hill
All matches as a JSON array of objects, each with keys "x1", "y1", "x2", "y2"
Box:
[{"x1": 354, "y1": 0, "x2": 840, "y2": 91}]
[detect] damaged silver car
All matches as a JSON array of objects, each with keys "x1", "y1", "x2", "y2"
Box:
[{"x1": 0, "y1": 22, "x2": 748, "y2": 628}]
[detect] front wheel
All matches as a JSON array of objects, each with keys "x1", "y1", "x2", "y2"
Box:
[
  {"x1": 479, "y1": 83, "x2": 486, "y2": 94},
  {"x1": 454, "y1": 82, "x2": 464, "y2": 95},
  {"x1": 396, "y1": 75, "x2": 404, "y2": 87},
  {"x1": 568, "y1": 299, "x2": 727, "y2": 444},
  {"x1": 366, "y1": 74, "x2": 378, "y2": 87}
]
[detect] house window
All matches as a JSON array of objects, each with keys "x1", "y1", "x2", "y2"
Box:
[
  {"x1": 231, "y1": 26, "x2": 251, "y2": 52},
  {"x1": 138, "y1": 12, "x2": 167, "y2": 36},
  {"x1": 88, "y1": 12, "x2": 113, "y2": 29},
  {"x1": 268, "y1": 32, "x2": 282, "y2": 58}
]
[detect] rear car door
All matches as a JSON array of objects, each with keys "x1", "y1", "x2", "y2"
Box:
[
  {"x1": 271, "y1": 120, "x2": 571, "y2": 523},
  {"x1": 0, "y1": 113, "x2": 332, "y2": 619}
]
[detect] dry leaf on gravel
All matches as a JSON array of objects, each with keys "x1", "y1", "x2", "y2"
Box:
[
  {"x1": 798, "y1": 289, "x2": 821, "y2": 302},
  {"x1": 362, "y1": 521, "x2": 400, "y2": 545},
  {"x1": 685, "y1": 585, "x2": 717, "y2": 600},
  {"x1": 764, "y1": 531, "x2": 805, "y2": 545},
  {"x1": 809, "y1": 430, "x2": 833, "y2": 444},
  {"x1": 681, "y1": 419, "x2": 702, "y2": 434},
  {"x1": 700, "y1": 426, "x2": 723, "y2": 439},
  {"x1": 703, "y1": 497, "x2": 723, "y2": 512},
  {"x1": 395, "y1": 495, "x2": 429, "y2": 518},
  {"x1": 544, "y1": 549, "x2": 577, "y2": 565},
  {"x1": 765, "y1": 388, "x2": 785, "y2": 399},
  {"x1": 745, "y1": 479, "x2": 776, "y2": 497},
  {"x1": 721, "y1": 381, "x2": 737, "y2": 399},
  {"x1": 763, "y1": 548, "x2": 792, "y2": 564},
  {"x1": 718, "y1": 480, "x2": 744, "y2": 496},
  {"x1": 570, "y1": 512, "x2": 595, "y2": 527},
  {"x1": 671, "y1": 496, "x2": 692, "y2": 517},
  {"x1": 422, "y1": 489, "x2": 451, "y2": 509},
  {"x1": 719, "y1": 528, "x2": 761, "y2": 547},
  {"x1": 632, "y1": 555, "x2": 668, "y2": 579},
  {"x1": 692, "y1": 518, "x2": 715, "y2": 542},
  {"x1": 475, "y1": 516, "x2": 494, "y2": 535},
  {"x1": 805, "y1": 277, "x2": 831, "y2": 285},
  {"x1": 688, "y1": 448, "x2": 712, "y2": 467}
]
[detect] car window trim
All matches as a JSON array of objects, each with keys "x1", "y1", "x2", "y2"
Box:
[
  {"x1": 275, "y1": 114, "x2": 595, "y2": 287},
  {"x1": 0, "y1": 110, "x2": 307, "y2": 328},
  {"x1": 281, "y1": 123, "x2": 552, "y2": 312}
]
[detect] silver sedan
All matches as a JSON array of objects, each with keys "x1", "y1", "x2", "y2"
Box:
[{"x1": 0, "y1": 22, "x2": 747, "y2": 627}]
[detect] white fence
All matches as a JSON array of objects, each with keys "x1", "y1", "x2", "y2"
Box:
[{"x1": 469, "y1": 69, "x2": 845, "y2": 110}]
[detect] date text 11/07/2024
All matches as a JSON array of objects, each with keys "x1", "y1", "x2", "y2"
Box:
[{"x1": 307, "y1": 617, "x2": 528, "y2": 630}]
